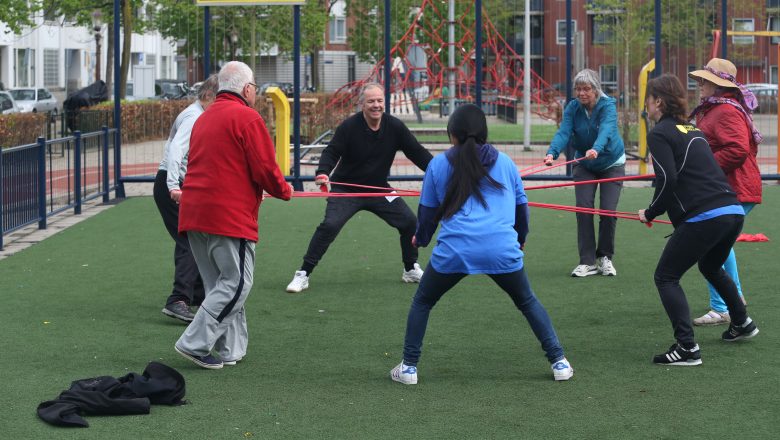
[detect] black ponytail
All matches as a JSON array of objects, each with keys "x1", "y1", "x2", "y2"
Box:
[{"x1": 438, "y1": 104, "x2": 504, "y2": 221}]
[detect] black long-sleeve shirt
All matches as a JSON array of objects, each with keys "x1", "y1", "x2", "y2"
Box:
[
  {"x1": 644, "y1": 115, "x2": 738, "y2": 226},
  {"x1": 316, "y1": 112, "x2": 433, "y2": 192}
]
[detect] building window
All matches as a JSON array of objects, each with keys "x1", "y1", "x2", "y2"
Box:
[
  {"x1": 15, "y1": 48, "x2": 35, "y2": 87},
  {"x1": 599, "y1": 65, "x2": 617, "y2": 95},
  {"x1": 44, "y1": 49, "x2": 59, "y2": 87},
  {"x1": 771, "y1": 65, "x2": 778, "y2": 85},
  {"x1": 732, "y1": 18, "x2": 755, "y2": 44},
  {"x1": 348, "y1": 55, "x2": 356, "y2": 83},
  {"x1": 329, "y1": 16, "x2": 346, "y2": 43},
  {"x1": 769, "y1": 16, "x2": 780, "y2": 45},
  {"x1": 556, "y1": 20, "x2": 576, "y2": 45},
  {"x1": 687, "y1": 64, "x2": 698, "y2": 90},
  {"x1": 146, "y1": 53, "x2": 156, "y2": 66},
  {"x1": 592, "y1": 15, "x2": 616, "y2": 45}
]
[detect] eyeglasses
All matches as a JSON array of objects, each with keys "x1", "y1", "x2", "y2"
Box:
[
  {"x1": 575, "y1": 86, "x2": 593, "y2": 93},
  {"x1": 247, "y1": 82, "x2": 259, "y2": 92}
]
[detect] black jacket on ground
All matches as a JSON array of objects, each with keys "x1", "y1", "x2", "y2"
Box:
[
  {"x1": 37, "y1": 362, "x2": 186, "y2": 427},
  {"x1": 316, "y1": 112, "x2": 433, "y2": 192},
  {"x1": 644, "y1": 115, "x2": 738, "y2": 226}
]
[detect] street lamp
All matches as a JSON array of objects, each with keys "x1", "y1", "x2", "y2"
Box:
[{"x1": 92, "y1": 10, "x2": 103, "y2": 82}]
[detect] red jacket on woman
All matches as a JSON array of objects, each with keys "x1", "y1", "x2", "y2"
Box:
[
  {"x1": 179, "y1": 92, "x2": 292, "y2": 242},
  {"x1": 694, "y1": 96, "x2": 762, "y2": 204}
]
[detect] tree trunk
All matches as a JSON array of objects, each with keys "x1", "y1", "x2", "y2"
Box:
[
  {"x1": 106, "y1": 21, "x2": 114, "y2": 95},
  {"x1": 120, "y1": 0, "x2": 132, "y2": 100},
  {"x1": 310, "y1": 49, "x2": 320, "y2": 91}
]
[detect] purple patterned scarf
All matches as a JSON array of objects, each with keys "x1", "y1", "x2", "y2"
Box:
[{"x1": 689, "y1": 66, "x2": 762, "y2": 145}]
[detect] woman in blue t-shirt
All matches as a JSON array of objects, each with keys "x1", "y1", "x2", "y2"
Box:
[{"x1": 390, "y1": 104, "x2": 573, "y2": 385}]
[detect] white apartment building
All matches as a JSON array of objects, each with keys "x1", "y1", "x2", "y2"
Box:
[{"x1": 0, "y1": 16, "x2": 178, "y2": 105}]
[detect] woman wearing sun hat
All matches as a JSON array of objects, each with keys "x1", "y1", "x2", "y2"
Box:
[{"x1": 688, "y1": 58, "x2": 762, "y2": 326}]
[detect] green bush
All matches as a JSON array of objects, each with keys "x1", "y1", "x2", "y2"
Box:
[{"x1": 0, "y1": 112, "x2": 48, "y2": 148}]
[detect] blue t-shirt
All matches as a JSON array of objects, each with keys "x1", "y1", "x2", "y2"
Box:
[
  {"x1": 685, "y1": 204, "x2": 745, "y2": 222},
  {"x1": 420, "y1": 151, "x2": 526, "y2": 274}
]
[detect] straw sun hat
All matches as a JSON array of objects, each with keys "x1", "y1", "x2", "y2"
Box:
[{"x1": 688, "y1": 58, "x2": 739, "y2": 89}]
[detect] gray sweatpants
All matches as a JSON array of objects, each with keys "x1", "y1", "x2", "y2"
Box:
[
  {"x1": 175, "y1": 231, "x2": 255, "y2": 362},
  {"x1": 572, "y1": 163, "x2": 625, "y2": 265}
]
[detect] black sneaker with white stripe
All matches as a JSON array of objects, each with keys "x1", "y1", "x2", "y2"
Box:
[
  {"x1": 722, "y1": 317, "x2": 759, "y2": 342},
  {"x1": 652, "y1": 343, "x2": 702, "y2": 366}
]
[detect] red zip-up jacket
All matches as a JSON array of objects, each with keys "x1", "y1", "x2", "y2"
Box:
[
  {"x1": 179, "y1": 92, "x2": 291, "y2": 241},
  {"x1": 694, "y1": 96, "x2": 762, "y2": 204}
]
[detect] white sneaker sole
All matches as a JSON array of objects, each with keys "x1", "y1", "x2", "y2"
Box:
[
  {"x1": 571, "y1": 271, "x2": 598, "y2": 277},
  {"x1": 655, "y1": 359, "x2": 702, "y2": 366},
  {"x1": 723, "y1": 328, "x2": 759, "y2": 342},
  {"x1": 286, "y1": 282, "x2": 309, "y2": 293}
]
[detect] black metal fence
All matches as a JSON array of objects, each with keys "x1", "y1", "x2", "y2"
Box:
[{"x1": 0, "y1": 127, "x2": 116, "y2": 250}]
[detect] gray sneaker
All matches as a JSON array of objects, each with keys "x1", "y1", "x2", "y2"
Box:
[{"x1": 162, "y1": 301, "x2": 195, "y2": 322}]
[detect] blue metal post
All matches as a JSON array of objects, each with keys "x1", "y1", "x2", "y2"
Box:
[
  {"x1": 204, "y1": 6, "x2": 211, "y2": 77},
  {"x1": 37, "y1": 137, "x2": 47, "y2": 229},
  {"x1": 113, "y1": 0, "x2": 125, "y2": 198},
  {"x1": 565, "y1": 0, "x2": 572, "y2": 104},
  {"x1": 74, "y1": 132, "x2": 82, "y2": 215},
  {"x1": 654, "y1": 0, "x2": 662, "y2": 76},
  {"x1": 565, "y1": 0, "x2": 573, "y2": 176},
  {"x1": 102, "y1": 126, "x2": 110, "y2": 203},
  {"x1": 384, "y1": 0, "x2": 391, "y2": 112},
  {"x1": 292, "y1": 5, "x2": 302, "y2": 191},
  {"x1": 721, "y1": 0, "x2": 727, "y2": 58},
  {"x1": 475, "y1": 0, "x2": 482, "y2": 106}
]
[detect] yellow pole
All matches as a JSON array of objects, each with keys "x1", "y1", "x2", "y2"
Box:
[
  {"x1": 265, "y1": 86, "x2": 291, "y2": 176},
  {"x1": 637, "y1": 59, "x2": 655, "y2": 175}
]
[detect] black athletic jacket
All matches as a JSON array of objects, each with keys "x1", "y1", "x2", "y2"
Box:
[
  {"x1": 316, "y1": 112, "x2": 433, "y2": 192},
  {"x1": 644, "y1": 115, "x2": 738, "y2": 227},
  {"x1": 37, "y1": 362, "x2": 186, "y2": 427}
]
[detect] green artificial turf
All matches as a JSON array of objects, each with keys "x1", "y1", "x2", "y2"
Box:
[{"x1": 1, "y1": 186, "x2": 779, "y2": 439}]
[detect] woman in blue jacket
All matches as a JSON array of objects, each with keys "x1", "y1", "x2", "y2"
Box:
[
  {"x1": 545, "y1": 69, "x2": 626, "y2": 278},
  {"x1": 390, "y1": 104, "x2": 573, "y2": 385}
]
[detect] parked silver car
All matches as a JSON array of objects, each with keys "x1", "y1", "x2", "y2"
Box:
[
  {"x1": 0, "y1": 91, "x2": 19, "y2": 114},
  {"x1": 9, "y1": 87, "x2": 59, "y2": 114},
  {"x1": 745, "y1": 83, "x2": 778, "y2": 114}
]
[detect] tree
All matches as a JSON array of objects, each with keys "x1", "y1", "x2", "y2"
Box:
[
  {"x1": 588, "y1": 0, "x2": 654, "y2": 143},
  {"x1": 0, "y1": 0, "x2": 39, "y2": 34},
  {"x1": 150, "y1": 1, "x2": 334, "y2": 90},
  {"x1": 38, "y1": 0, "x2": 151, "y2": 99},
  {"x1": 260, "y1": 1, "x2": 335, "y2": 91}
]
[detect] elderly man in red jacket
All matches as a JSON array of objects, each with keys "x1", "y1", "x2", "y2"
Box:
[{"x1": 174, "y1": 61, "x2": 293, "y2": 370}]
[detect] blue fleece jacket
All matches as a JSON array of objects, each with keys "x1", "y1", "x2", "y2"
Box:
[{"x1": 547, "y1": 95, "x2": 625, "y2": 172}]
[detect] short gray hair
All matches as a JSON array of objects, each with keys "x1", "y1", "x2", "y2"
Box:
[
  {"x1": 358, "y1": 82, "x2": 385, "y2": 104},
  {"x1": 573, "y1": 69, "x2": 605, "y2": 97},
  {"x1": 218, "y1": 61, "x2": 254, "y2": 94},
  {"x1": 198, "y1": 74, "x2": 219, "y2": 101}
]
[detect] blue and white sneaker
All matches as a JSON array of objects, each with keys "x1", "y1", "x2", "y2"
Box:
[
  {"x1": 390, "y1": 362, "x2": 418, "y2": 385},
  {"x1": 551, "y1": 357, "x2": 574, "y2": 381}
]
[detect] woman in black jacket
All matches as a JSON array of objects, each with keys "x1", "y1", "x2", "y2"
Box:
[{"x1": 638, "y1": 74, "x2": 758, "y2": 366}]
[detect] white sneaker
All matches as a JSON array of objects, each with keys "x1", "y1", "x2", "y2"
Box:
[
  {"x1": 390, "y1": 362, "x2": 418, "y2": 385},
  {"x1": 571, "y1": 264, "x2": 599, "y2": 277},
  {"x1": 402, "y1": 263, "x2": 424, "y2": 283},
  {"x1": 597, "y1": 256, "x2": 617, "y2": 276},
  {"x1": 693, "y1": 310, "x2": 730, "y2": 326},
  {"x1": 551, "y1": 357, "x2": 574, "y2": 381},
  {"x1": 286, "y1": 270, "x2": 309, "y2": 293}
]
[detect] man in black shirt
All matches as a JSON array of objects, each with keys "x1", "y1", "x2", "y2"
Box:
[{"x1": 286, "y1": 83, "x2": 433, "y2": 293}]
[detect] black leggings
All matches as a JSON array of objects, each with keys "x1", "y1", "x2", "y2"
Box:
[{"x1": 654, "y1": 214, "x2": 745, "y2": 346}]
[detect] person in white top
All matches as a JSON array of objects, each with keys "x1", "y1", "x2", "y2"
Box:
[{"x1": 153, "y1": 74, "x2": 219, "y2": 323}]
